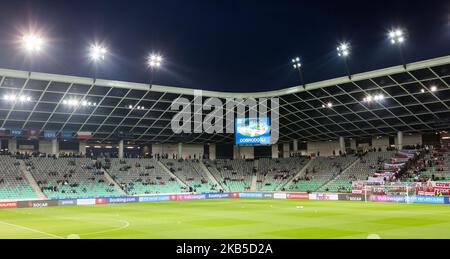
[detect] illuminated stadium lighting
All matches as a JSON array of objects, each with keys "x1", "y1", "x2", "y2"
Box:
[
  {"x1": 363, "y1": 94, "x2": 384, "y2": 103},
  {"x1": 90, "y1": 44, "x2": 108, "y2": 62},
  {"x1": 3, "y1": 94, "x2": 32, "y2": 102},
  {"x1": 22, "y1": 34, "x2": 44, "y2": 53},
  {"x1": 292, "y1": 57, "x2": 301, "y2": 69},
  {"x1": 430, "y1": 85, "x2": 438, "y2": 92},
  {"x1": 63, "y1": 99, "x2": 96, "y2": 107},
  {"x1": 322, "y1": 102, "x2": 333, "y2": 108},
  {"x1": 148, "y1": 53, "x2": 163, "y2": 68},
  {"x1": 127, "y1": 104, "x2": 146, "y2": 110},
  {"x1": 421, "y1": 89, "x2": 426, "y2": 93},
  {"x1": 389, "y1": 29, "x2": 406, "y2": 45},
  {"x1": 337, "y1": 43, "x2": 350, "y2": 57}
]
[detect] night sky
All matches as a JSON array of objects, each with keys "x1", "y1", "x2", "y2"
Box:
[{"x1": 0, "y1": 0, "x2": 449, "y2": 92}]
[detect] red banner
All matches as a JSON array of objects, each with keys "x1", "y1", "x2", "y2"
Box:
[
  {"x1": 95, "y1": 198, "x2": 107, "y2": 204},
  {"x1": 0, "y1": 202, "x2": 18, "y2": 209},
  {"x1": 418, "y1": 182, "x2": 450, "y2": 195},
  {"x1": 286, "y1": 193, "x2": 309, "y2": 200}
]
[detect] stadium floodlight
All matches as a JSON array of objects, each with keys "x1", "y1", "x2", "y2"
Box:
[
  {"x1": 90, "y1": 44, "x2": 108, "y2": 62},
  {"x1": 147, "y1": 53, "x2": 163, "y2": 88},
  {"x1": 89, "y1": 43, "x2": 108, "y2": 83},
  {"x1": 148, "y1": 54, "x2": 163, "y2": 68},
  {"x1": 22, "y1": 34, "x2": 44, "y2": 54},
  {"x1": 322, "y1": 102, "x2": 333, "y2": 109},
  {"x1": 21, "y1": 33, "x2": 46, "y2": 76},
  {"x1": 63, "y1": 99, "x2": 96, "y2": 107},
  {"x1": 337, "y1": 42, "x2": 352, "y2": 80},
  {"x1": 389, "y1": 29, "x2": 406, "y2": 45},
  {"x1": 292, "y1": 57, "x2": 301, "y2": 69},
  {"x1": 388, "y1": 28, "x2": 407, "y2": 69},
  {"x1": 430, "y1": 86, "x2": 438, "y2": 92},
  {"x1": 363, "y1": 94, "x2": 384, "y2": 103},
  {"x1": 3, "y1": 94, "x2": 32, "y2": 103},
  {"x1": 292, "y1": 57, "x2": 306, "y2": 89},
  {"x1": 337, "y1": 43, "x2": 350, "y2": 57}
]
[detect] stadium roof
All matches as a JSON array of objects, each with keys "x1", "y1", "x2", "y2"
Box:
[{"x1": 0, "y1": 55, "x2": 449, "y2": 145}]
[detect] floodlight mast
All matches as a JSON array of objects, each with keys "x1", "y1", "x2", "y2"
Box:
[
  {"x1": 389, "y1": 29, "x2": 407, "y2": 69},
  {"x1": 147, "y1": 53, "x2": 163, "y2": 89},
  {"x1": 337, "y1": 43, "x2": 352, "y2": 80},
  {"x1": 21, "y1": 33, "x2": 45, "y2": 77},
  {"x1": 89, "y1": 44, "x2": 108, "y2": 83},
  {"x1": 292, "y1": 57, "x2": 306, "y2": 89}
]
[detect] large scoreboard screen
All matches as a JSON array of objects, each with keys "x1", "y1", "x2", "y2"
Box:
[{"x1": 235, "y1": 117, "x2": 271, "y2": 145}]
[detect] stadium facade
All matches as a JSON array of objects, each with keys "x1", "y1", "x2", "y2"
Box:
[
  {"x1": 0, "y1": 55, "x2": 449, "y2": 204},
  {"x1": 0, "y1": 55, "x2": 448, "y2": 158}
]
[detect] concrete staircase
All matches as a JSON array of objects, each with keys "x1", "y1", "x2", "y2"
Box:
[
  {"x1": 199, "y1": 161, "x2": 224, "y2": 191},
  {"x1": 18, "y1": 160, "x2": 47, "y2": 199},
  {"x1": 101, "y1": 168, "x2": 128, "y2": 196},
  {"x1": 318, "y1": 157, "x2": 360, "y2": 191},
  {"x1": 156, "y1": 160, "x2": 189, "y2": 189},
  {"x1": 250, "y1": 175, "x2": 258, "y2": 191},
  {"x1": 279, "y1": 158, "x2": 314, "y2": 190}
]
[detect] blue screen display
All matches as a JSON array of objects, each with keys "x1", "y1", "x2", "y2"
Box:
[{"x1": 235, "y1": 117, "x2": 271, "y2": 145}]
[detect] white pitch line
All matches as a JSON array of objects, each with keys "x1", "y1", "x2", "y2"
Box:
[
  {"x1": 80, "y1": 219, "x2": 131, "y2": 237},
  {"x1": 0, "y1": 220, "x2": 64, "y2": 239}
]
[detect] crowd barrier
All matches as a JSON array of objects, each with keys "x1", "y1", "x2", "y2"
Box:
[{"x1": 1, "y1": 192, "x2": 449, "y2": 209}]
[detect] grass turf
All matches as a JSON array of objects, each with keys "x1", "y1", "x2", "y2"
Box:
[{"x1": 0, "y1": 199, "x2": 449, "y2": 239}]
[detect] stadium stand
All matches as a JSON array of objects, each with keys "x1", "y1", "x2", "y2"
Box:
[
  {"x1": 321, "y1": 151, "x2": 396, "y2": 192},
  {"x1": 256, "y1": 157, "x2": 309, "y2": 191},
  {"x1": 204, "y1": 159, "x2": 255, "y2": 192},
  {"x1": 105, "y1": 158, "x2": 186, "y2": 195},
  {"x1": 161, "y1": 159, "x2": 219, "y2": 193},
  {"x1": 286, "y1": 156, "x2": 357, "y2": 192},
  {"x1": 403, "y1": 149, "x2": 450, "y2": 183},
  {"x1": 0, "y1": 155, "x2": 39, "y2": 200},
  {"x1": 27, "y1": 157, "x2": 123, "y2": 199}
]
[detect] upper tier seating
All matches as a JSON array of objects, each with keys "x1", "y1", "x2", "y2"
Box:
[
  {"x1": 28, "y1": 158, "x2": 123, "y2": 199},
  {"x1": 257, "y1": 157, "x2": 309, "y2": 191},
  {"x1": 161, "y1": 159, "x2": 218, "y2": 193},
  {"x1": 107, "y1": 158, "x2": 186, "y2": 195},
  {"x1": 0, "y1": 156, "x2": 38, "y2": 200},
  {"x1": 287, "y1": 156, "x2": 357, "y2": 192}
]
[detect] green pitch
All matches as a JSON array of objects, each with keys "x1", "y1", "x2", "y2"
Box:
[{"x1": 0, "y1": 199, "x2": 449, "y2": 239}]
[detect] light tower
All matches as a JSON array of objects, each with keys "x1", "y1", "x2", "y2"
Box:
[
  {"x1": 147, "y1": 53, "x2": 163, "y2": 89},
  {"x1": 389, "y1": 28, "x2": 407, "y2": 69},
  {"x1": 292, "y1": 57, "x2": 306, "y2": 89},
  {"x1": 21, "y1": 33, "x2": 45, "y2": 76},
  {"x1": 337, "y1": 42, "x2": 352, "y2": 80},
  {"x1": 89, "y1": 44, "x2": 108, "y2": 83}
]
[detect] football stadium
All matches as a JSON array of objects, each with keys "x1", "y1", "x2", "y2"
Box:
[{"x1": 0, "y1": 1, "x2": 450, "y2": 243}]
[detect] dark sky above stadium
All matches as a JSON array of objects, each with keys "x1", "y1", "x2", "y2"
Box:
[{"x1": 0, "y1": 0, "x2": 449, "y2": 92}]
